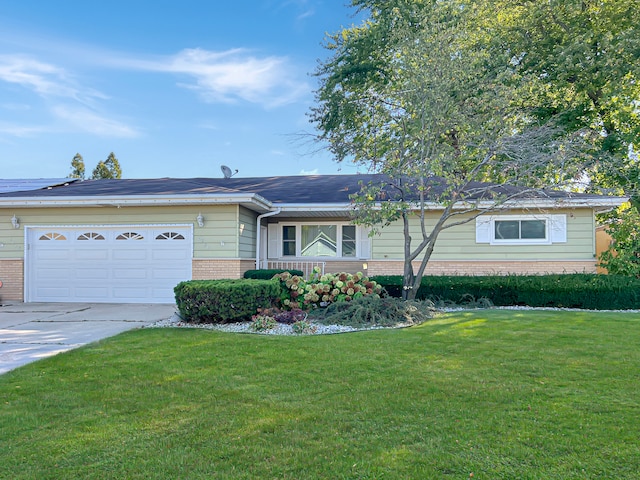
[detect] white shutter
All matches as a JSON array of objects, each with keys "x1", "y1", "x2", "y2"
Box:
[
  {"x1": 476, "y1": 216, "x2": 491, "y2": 243},
  {"x1": 550, "y1": 214, "x2": 567, "y2": 243},
  {"x1": 357, "y1": 226, "x2": 372, "y2": 258},
  {"x1": 267, "y1": 223, "x2": 281, "y2": 258}
]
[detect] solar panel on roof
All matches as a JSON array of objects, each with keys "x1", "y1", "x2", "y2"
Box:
[{"x1": 0, "y1": 178, "x2": 78, "y2": 194}]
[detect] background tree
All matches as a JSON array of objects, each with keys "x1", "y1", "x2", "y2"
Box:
[
  {"x1": 69, "y1": 153, "x2": 85, "y2": 179},
  {"x1": 311, "y1": 0, "x2": 592, "y2": 299},
  {"x1": 68, "y1": 152, "x2": 123, "y2": 180},
  {"x1": 91, "y1": 152, "x2": 122, "y2": 179},
  {"x1": 475, "y1": 0, "x2": 639, "y2": 205}
]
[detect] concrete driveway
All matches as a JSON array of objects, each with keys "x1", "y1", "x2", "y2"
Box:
[{"x1": 0, "y1": 302, "x2": 177, "y2": 375}]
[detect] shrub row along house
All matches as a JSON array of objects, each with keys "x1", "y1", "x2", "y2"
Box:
[{"x1": 0, "y1": 174, "x2": 626, "y2": 303}]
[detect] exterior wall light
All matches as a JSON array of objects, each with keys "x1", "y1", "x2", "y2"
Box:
[
  {"x1": 11, "y1": 215, "x2": 19, "y2": 229},
  {"x1": 196, "y1": 213, "x2": 204, "y2": 227}
]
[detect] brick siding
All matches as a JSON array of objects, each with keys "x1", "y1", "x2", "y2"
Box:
[
  {"x1": 192, "y1": 259, "x2": 256, "y2": 280},
  {"x1": 0, "y1": 259, "x2": 24, "y2": 302},
  {"x1": 367, "y1": 260, "x2": 597, "y2": 276}
]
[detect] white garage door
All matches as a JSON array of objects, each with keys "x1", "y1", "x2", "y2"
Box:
[{"x1": 26, "y1": 226, "x2": 192, "y2": 303}]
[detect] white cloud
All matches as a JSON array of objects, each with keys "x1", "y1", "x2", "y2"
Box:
[
  {"x1": 0, "y1": 43, "x2": 309, "y2": 142},
  {"x1": 0, "y1": 54, "x2": 139, "y2": 139},
  {"x1": 130, "y1": 48, "x2": 309, "y2": 108},
  {"x1": 296, "y1": 9, "x2": 315, "y2": 21},
  {"x1": 0, "y1": 54, "x2": 106, "y2": 104},
  {"x1": 299, "y1": 168, "x2": 319, "y2": 175},
  {"x1": 0, "y1": 41, "x2": 311, "y2": 110},
  {"x1": 51, "y1": 105, "x2": 140, "y2": 138}
]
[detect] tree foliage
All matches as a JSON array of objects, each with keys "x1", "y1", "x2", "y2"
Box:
[
  {"x1": 476, "y1": 0, "x2": 640, "y2": 203},
  {"x1": 311, "y1": 0, "x2": 604, "y2": 299},
  {"x1": 599, "y1": 207, "x2": 640, "y2": 278},
  {"x1": 92, "y1": 152, "x2": 122, "y2": 179},
  {"x1": 69, "y1": 153, "x2": 85, "y2": 179},
  {"x1": 69, "y1": 152, "x2": 123, "y2": 179}
]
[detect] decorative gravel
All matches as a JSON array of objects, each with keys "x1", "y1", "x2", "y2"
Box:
[{"x1": 145, "y1": 313, "x2": 389, "y2": 335}]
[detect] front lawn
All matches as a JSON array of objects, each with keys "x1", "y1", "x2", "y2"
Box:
[{"x1": 1, "y1": 309, "x2": 639, "y2": 479}]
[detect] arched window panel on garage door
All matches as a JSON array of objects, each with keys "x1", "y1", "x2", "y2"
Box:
[
  {"x1": 156, "y1": 232, "x2": 185, "y2": 240},
  {"x1": 116, "y1": 232, "x2": 144, "y2": 240},
  {"x1": 77, "y1": 232, "x2": 105, "y2": 240},
  {"x1": 39, "y1": 232, "x2": 67, "y2": 241}
]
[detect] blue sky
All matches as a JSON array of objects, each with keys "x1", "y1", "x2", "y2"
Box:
[{"x1": 0, "y1": 1, "x2": 365, "y2": 179}]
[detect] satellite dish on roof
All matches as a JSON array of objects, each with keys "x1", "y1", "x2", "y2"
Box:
[{"x1": 220, "y1": 165, "x2": 238, "y2": 178}]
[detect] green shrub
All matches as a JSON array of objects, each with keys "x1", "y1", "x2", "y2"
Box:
[
  {"x1": 174, "y1": 279, "x2": 281, "y2": 323},
  {"x1": 243, "y1": 269, "x2": 304, "y2": 280},
  {"x1": 292, "y1": 320, "x2": 317, "y2": 335},
  {"x1": 274, "y1": 270, "x2": 384, "y2": 310},
  {"x1": 598, "y1": 208, "x2": 640, "y2": 278},
  {"x1": 371, "y1": 274, "x2": 640, "y2": 310},
  {"x1": 311, "y1": 295, "x2": 437, "y2": 328},
  {"x1": 250, "y1": 315, "x2": 277, "y2": 332}
]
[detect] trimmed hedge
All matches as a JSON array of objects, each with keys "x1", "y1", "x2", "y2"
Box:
[
  {"x1": 243, "y1": 269, "x2": 304, "y2": 280},
  {"x1": 174, "y1": 279, "x2": 281, "y2": 323},
  {"x1": 371, "y1": 274, "x2": 640, "y2": 310}
]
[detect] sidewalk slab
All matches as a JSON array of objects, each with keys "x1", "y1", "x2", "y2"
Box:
[
  {"x1": 0, "y1": 303, "x2": 176, "y2": 374},
  {"x1": 0, "y1": 320, "x2": 149, "y2": 345},
  {"x1": 0, "y1": 344, "x2": 81, "y2": 375}
]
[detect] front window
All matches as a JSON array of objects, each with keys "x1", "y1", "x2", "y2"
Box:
[
  {"x1": 342, "y1": 225, "x2": 357, "y2": 257},
  {"x1": 281, "y1": 224, "x2": 358, "y2": 258},
  {"x1": 301, "y1": 225, "x2": 337, "y2": 257},
  {"x1": 282, "y1": 226, "x2": 296, "y2": 256},
  {"x1": 494, "y1": 219, "x2": 547, "y2": 242}
]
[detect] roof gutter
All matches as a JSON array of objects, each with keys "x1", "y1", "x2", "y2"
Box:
[
  {"x1": 364, "y1": 197, "x2": 629, "y2": 211},
  {"x1": 0, "y1": 193, "x2": 274, "y2": 211},
  {"x1": 255, "y1": 208, "x2": 281, "y2": 270}
]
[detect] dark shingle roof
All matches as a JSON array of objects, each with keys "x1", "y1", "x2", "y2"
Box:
[
  {"x1": 0, "y1": 175, "x2": 375, "y2": 203},
  {"x1": 0, "y1": 174, "x2": 622, "y2": 206}
]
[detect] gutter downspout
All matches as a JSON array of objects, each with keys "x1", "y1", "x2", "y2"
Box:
[{"x1": 256, "y1": 208, "x2": 281, "y2": 269}]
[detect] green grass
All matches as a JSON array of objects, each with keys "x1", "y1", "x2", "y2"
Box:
[{"x1": 1, "y1": 309, "x2": 639, "y2": 479}]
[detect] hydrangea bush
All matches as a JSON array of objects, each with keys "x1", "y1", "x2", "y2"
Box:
[{"x1": 273, "y1": 268, "x2": 384, "y2": 310}]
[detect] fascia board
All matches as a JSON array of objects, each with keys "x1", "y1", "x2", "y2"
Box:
[
  {"x1": 275, "y1": 203, "x2": 353, "y2": 212},
  {"x1": 353, "y1": 196, "x2": 629, "y2": 211},
  {"x1": 0, "y1": 193, "x2": 273, "y2": 211},
  {"x1": 6, "y1": 194, "x2": 622, "y2": 213},
  {"x1": 475, "y1": 197, "x2": 629, "y2": 209},
  {"x1": 252, "y1": 196, "x2": 628, "y2": 213}
]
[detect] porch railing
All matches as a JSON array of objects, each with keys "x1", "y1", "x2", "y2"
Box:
[{"x1": 266, "y1": 261, "x2": 325, "y2": 279}]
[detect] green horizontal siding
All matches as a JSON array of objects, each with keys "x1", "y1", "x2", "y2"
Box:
[
  {"x1": 372, "y1": 208, "x2": 595, "y2": 261},
  {"x1": 238, "y1": 207, "x2": 257, "y2": 259},
  {"x1": 0, "y1": 222, "x2": 23, "y2": 257},
  {"x1": 0, "y1": 205, "x2": 244, "y2": 259}
]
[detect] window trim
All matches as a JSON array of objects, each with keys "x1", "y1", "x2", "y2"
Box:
[
  {"x1": 475, "y1": 214, "x2": 569, "y2": 246},
  {"x1": 491, "y1": 216, "x2": 549, "y2": 245}
]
